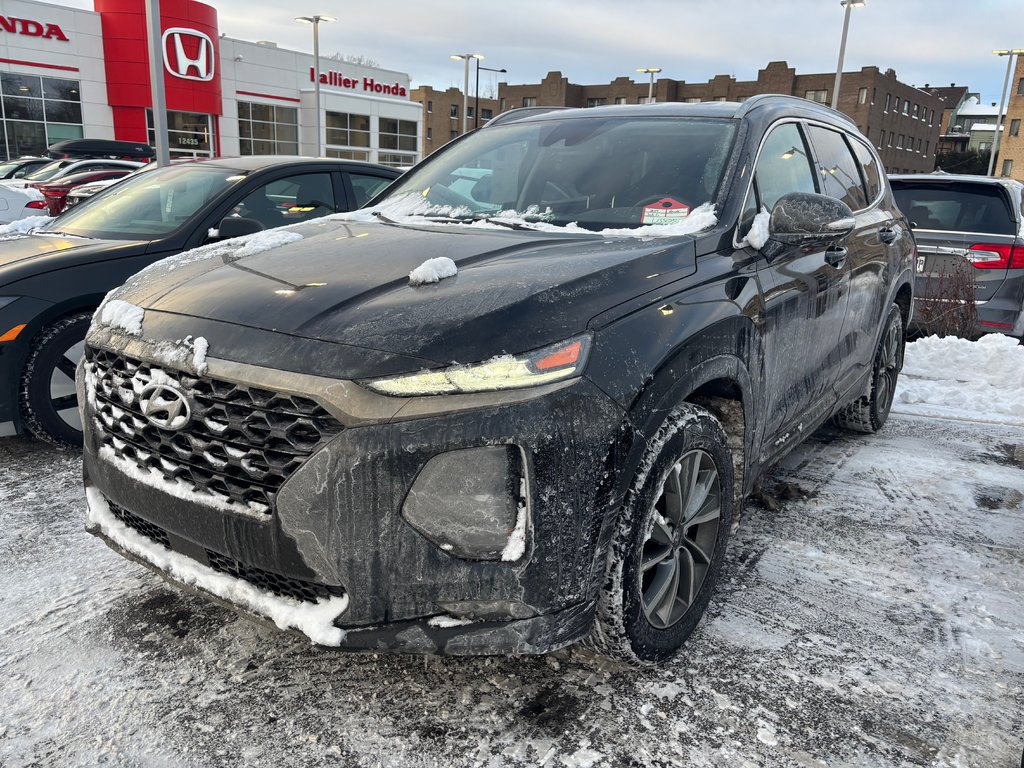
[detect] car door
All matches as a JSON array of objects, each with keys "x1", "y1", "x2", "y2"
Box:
[
  {"x1": 738, "y1": 120, "x2": 852, "y2": 460},
  {"x1": 804, "y1": 125, "x2": 895, "y2": 401}
]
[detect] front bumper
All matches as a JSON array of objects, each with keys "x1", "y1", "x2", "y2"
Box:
[{"x1": 80, "y1": 335, "x2": 626, "y2": 654}]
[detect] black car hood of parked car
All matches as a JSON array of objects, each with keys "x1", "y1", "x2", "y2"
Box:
[
  {"x1": 105, "y1": 218, "x2": 700, "y2": 373},
  {"x1": 0, "y1": 232, "x2": 150, "y2": 277}
]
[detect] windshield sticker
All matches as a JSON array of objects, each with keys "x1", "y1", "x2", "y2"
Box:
[{"x1": 641, "y1": 198, "x2": 691, "y2": 225}]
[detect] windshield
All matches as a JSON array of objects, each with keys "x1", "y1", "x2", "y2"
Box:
[
  {"x1": 22, "y1": 159, "x2": 72, "y2": 182},
  {"x1": 379, "y1": 115, "x2": 737, "y2": 230},
  {"x1": 40, "y1": 164, "x2": 246, "y2": 240}
]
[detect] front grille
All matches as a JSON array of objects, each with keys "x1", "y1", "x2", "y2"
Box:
[
  {"x1": 109, "y1": 500, "x2": 171, "y2": 550},
  {"x1": 86, "y1": 346, "x2": 344, "y2": 516},
  {"x1": 206, "y1": 549, "x2": 345, "y2": 603}
]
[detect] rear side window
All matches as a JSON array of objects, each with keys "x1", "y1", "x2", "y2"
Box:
[
  {"x1": 849, "y1": 138, "x2": 882, "y2": 203},
  {"x1": 806, "y1": 125, "x2": 867, "y2": 210},
  {"x1": 891, "y1": 182, "x2": 1016, "y2": 234}
]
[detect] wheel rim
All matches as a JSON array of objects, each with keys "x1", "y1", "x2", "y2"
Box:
[
  {"x1": 640, "y1": 449, "x2": 722, "y2": 629},
  {"x1": 875, "y1": 316, "x2": 902, "y2": 416},
  {"x1": 48, "y1": 338, "x2": 84, "y2": 431}
]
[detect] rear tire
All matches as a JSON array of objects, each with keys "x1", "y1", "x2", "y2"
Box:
[
  {"x1": 19, "y1": 313, "x2": 91, "y2": 449},
  {"x1": 835, "y1": 302, "x2": 905, "y2": 434},
  {"x1": 588, "y1": 404, "x2": 734, "y2": 665}
]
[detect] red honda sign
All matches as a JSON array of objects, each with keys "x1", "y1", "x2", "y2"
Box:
[{"x1": 0, "y1": 16, "x2": 69, "y2": 41}]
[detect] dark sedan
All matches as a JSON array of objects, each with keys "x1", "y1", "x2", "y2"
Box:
[{"x1": 0, "y1": 156, "x2": 401, "y2": 447}]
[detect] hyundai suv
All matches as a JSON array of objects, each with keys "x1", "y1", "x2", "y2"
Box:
[{"x1": 81, "y1": 97, "x2": 914, "y2": 663}]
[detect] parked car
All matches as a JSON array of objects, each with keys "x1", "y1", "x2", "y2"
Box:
[
  {"x1": 79, "y1": 97, "x2": 914, "y2": 664},
  {"x1": 890, "y1": 173, "x2": 1024, "y2": 342},
  {"x1": 0, "y1": 159, "x2": 144, "y2": 225},
  {"x1": 0, "y1": 156, "x2": 401, "y2": 447},
  {"x1": 63, "y1": 177, "x2": 128, "y2": 210},
  {"x1": 0, "y1": 157, "x2": 50, "y2": 180},
  {"x1": 33, "y1": 169, "x2": 136, "y2": 216}
]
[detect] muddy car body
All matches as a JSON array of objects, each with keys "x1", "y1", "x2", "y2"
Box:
[{"x1": 81, "y1": 97, "x2": 914, "y2": 662}]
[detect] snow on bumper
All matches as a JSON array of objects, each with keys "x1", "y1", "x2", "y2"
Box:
[{"x1": 85, "y1": 486, "x2": 349, "y2": 646}]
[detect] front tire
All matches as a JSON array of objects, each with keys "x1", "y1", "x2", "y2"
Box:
[
  {"x1": 835, "y1": 303, "x2": 905, "y2": 434},
  {"x1": 19, "y1": 313, "x2": 91, "y2": 449},
  {"x1": 589, "y1": 404, "x2": 735, "y2": 664}
]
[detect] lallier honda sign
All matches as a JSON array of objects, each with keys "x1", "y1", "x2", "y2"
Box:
[{"x1": 0, "y1": 16, "x2": 70, "y2": 41}]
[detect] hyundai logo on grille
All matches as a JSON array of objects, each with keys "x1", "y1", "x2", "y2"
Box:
[
  {"x1": 139, "y1": 383, "x2": 192, "y2": 430},
  {"x1": 162, "y1": 28, "x2": 215, "y2": 82}
]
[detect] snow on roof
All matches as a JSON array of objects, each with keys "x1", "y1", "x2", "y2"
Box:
[{"x1": 969, "y1": 123, "x2": 1001, "y2": 132}]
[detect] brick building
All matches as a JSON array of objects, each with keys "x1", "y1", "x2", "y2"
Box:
[
  {"x1": 410, "y1": 85, "x2": 498, "y2": 157},
  {"x1": 497, "y1": 61, "x2": 944, "y2": 174},
  {"x1": 994, "y1": 55, "x2": 1024, "y2": 180},
  {"x1": 925, "y1": 84, "x2": 972, "y2": 155}
]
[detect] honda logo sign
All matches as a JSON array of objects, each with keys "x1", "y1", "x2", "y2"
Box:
[{"x1": 162, "y1": 28, "x2": 214, "y2": 82}]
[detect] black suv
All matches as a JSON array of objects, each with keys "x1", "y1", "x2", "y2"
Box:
[
  {"x1": 890, "y1": 173, "x2": 1024, "y2": 341},
  {"x1": 81, "y1": 97, "x2": 914, "y2": 663},
  {"x1": 0, "y1": 156, "x2": 400, "y2": 447}
]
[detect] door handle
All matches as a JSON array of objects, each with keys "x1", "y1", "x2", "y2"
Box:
[
  {"x1": 825, "y1": 245, "x2": 847, "y2": 266},
  {"x1": 878, "y1": 226, "x2": 898, "y2": 245}
]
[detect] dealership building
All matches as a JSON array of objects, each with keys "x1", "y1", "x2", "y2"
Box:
[{"x1": 0, "y1": 0, "x2": 421, "y2": 166}]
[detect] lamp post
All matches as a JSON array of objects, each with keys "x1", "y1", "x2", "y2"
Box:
[
  {"x1": 987, "y1": 49, "x2": 1024, "y2": 176},
  {"x1": 832, "y1": 0, "x2": 865, "y2": 110},
  {"x1": 295, "y1": 14, "x2": 336, "y2": 156},
  {"x1": 450, "y1": 53, "x2": 483, "y2": 134},
  {"x1": 475, "y1": 61, "x2": 506, "y2": 129},
  {"x1": 636, "y1": 67, "x2": 662, "y2": 102}
]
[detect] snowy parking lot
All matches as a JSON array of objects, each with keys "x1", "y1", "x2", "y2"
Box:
[{"x1": 2, "y1": 336, "x2": 1023, "y2": 768}]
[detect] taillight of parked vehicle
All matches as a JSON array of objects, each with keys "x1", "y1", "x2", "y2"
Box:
[
  {"x1": 25, "y1": 200, "x2": 48, "y2": 210},
  {"x1": 967, "y1": 243, "x2": 1024, "y2": 269}
]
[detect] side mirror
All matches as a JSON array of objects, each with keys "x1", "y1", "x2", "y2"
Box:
[
  {"x1": 216, "y1": 216, "x2": 264, "y2": 240},
  {"x1": 766, "y1": 192, "x2": 855, "y2": 250}
]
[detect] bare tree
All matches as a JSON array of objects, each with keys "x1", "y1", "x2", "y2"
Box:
[{"x1": 325, "y1": 52, "x2": 380, "y2": 68}]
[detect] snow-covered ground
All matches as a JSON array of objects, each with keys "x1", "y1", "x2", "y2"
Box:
[{"x1": 1, "y1": 337, "x2": 1022, "y2": 767}]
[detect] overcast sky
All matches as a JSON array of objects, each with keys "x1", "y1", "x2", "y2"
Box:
[{"x1": 67, "y1": 0, "x2": 1024, "y2": 104}]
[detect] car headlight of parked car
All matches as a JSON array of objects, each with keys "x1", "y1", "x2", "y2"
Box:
[{"x1": 363, "y1": 334, "x2": 592, "y2": 396}]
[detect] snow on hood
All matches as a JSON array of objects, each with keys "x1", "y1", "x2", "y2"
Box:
[
  {"x1": 894, "y1": 334, "x2": 1024, "y2": 426},
  {"x1": 409, "y1": 256, "x2": 457, "y2": 285},
  {"x1": 0, "y1": 215, "x2": 51, "y2": 239},
  {"x1": 97, "y1": 299, "x2": 144, "y2": 336},
  {"x1": 85, "y1": 487, "x2": 349, "y2": 645},
  {"x1": 331, "y1": 193, "x2": 718, "y2": 240}
]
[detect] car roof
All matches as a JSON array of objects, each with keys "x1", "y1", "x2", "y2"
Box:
[
  {"x1": 889, "y1": 172, "x2": 1024, "y2": 191},
  {"x1": 501, "y1": 94, "x2": 860, "y2": 131},
  {"x1": 149, "y1": 155, "x2": 401, "y2": 174}
]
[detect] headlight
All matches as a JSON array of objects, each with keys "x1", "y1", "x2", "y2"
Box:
[
  {"x1": 363, "y1": 334, "x2": 591, "y2": 396},
  {"x1": 0, "y1": 296, "x2": 18, "y2": 311}
]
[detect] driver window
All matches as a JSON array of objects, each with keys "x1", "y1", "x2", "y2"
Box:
[
  {"x1": 740, "y1": 122, "x2": 818, "y2": 239},
  {"x1": 236, "y1": 172, "x2": 335, "y2": 227}
]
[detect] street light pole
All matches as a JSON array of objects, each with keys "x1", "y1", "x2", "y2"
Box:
[
  {"x1": 636, "y1": 67, "x2": 662, "y2": 102},
  {"x1": 832, "y1": 0, "x2": 865, "y2": 109},
  {"x1": 295, "y1": 14, "x2": 336, "y2": 156},
  {"x1": 475, "y1": 61, "x2": 506, "y2": 129},
  {"x1": 144, "y1": 0, "x2": 170, "y2": 165},
  {"x1": 987, "y1": 49, "x2": 1024, "y2": 176},
  {"x1": 450, "y1": 54, "x2": 483, "y2": 134}
]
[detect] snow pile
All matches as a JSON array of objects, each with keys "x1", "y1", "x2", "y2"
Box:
[
  {"x1": 22, "y1": 186, "x2": 45, "y2": 201},
  {"x1": 893, "y1": 333, "x2": 1024, "y2": 425},
  {"x1": 501, "y1": 504, "x2": 528, "y2": 562},
  {"x1": 85, "y1": 486, "x2": 349, "y2": 646},
  {"x1": 98, "y1": 299, "x2": 145, "y2": 336},
  {"x1": 745, "y1": 207, "x2": 771, "y2": 249},
  {"x1": 0, "y1": 215, "x2": 50, "y2": 238},
  {"x1": 191, "y1": 336, "x2": 209, "y2": 374},
  {"x1": 409, "y1": 256, "x2": 457, "y2": 285}
]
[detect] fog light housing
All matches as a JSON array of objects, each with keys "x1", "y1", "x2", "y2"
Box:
[{"x1": 402, "y1": 446, "x2": 526, "y2": 560}]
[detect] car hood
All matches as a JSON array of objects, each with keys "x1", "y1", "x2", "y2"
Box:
[
  {"x1": 110, "y1": 218, "x2": 699, "y2": 370},
  {"x1": 0, "y1": 232, "x2": 149, "y2": 275}
]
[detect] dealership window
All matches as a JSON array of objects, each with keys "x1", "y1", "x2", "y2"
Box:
[
  {"x1": 325, "y1": 111, "x2": 370, "y2": 158},
  {"x1": 1002, "y1": 159, "x2": 1013, "y2": 177},
  {"x1": 1011, "y1": 119, "x2": 1021, "y2": 137},
  {"x1": 0, "y1": 73, "x2": 83, "y2": 158},
  {"x1": 522, "y1": 97, "x2": 537, "y2": 107},
  {"x1": 378, "y1": 117, "x2": 417, "y2": 166},
  {"x1": 804, "y1": 89, "x2": 828, "y2": 104},
  {"x1": 147, "y1": 109, "x2": 212, "y2": 157},
  {"x1": 237, "y1": 102, "x2": 298, "y2": 156},
  {"x1": 586, "y1": 97, "x2": 607, "y2": 108},
  {"x1": 858, "y1": 87, "x2": 867, "y2": 104}
]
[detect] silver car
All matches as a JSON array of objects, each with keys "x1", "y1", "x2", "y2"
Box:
[{"x1": 891, "y1": 173, "x2": 1024, "y2": 342}]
